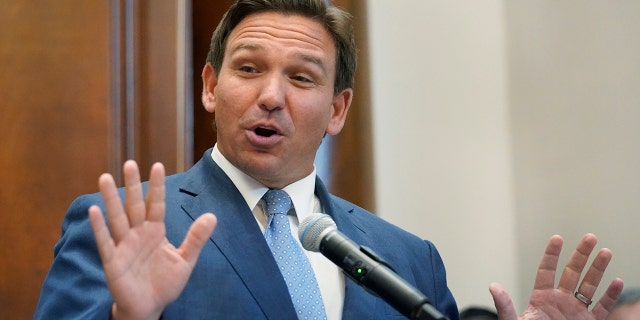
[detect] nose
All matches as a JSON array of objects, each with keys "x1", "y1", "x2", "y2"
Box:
[{"x1": 258, "y1": 74, "x2": 286, "y2": 111}]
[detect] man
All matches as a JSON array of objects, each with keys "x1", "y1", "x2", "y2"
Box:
[{"x1": 34, "y1": 0, "x2": 623, "y2": 319}]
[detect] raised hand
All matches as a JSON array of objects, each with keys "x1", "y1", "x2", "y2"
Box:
[
  {"x1": 489, "y1": 233, "x2": 624, "y2": 320},
  {"x1": 88, "y1": 161, "x2": 217, "y2": 320}
]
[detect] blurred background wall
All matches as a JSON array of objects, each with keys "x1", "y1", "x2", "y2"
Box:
[{"x1": 368, "y1": 0, "x2": 640, "y2": 311}]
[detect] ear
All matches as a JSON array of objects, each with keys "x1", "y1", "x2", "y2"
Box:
[
  {"x1": 201, "y1": 63, "x2": 218, "y2": 113},
  {"x1": 325, "y1": 88, "x2": 353, "y2": 135}
]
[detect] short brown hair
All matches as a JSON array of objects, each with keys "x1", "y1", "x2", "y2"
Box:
[{"x1": 206, "y1": 0, "x2": 356, "y2": 94}]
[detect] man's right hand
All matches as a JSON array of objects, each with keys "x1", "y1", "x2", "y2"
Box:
[{"x1": 88, "y1": 160, "x2": 217, "y2": 320}]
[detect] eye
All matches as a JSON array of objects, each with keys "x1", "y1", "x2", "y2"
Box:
[
  {"x1": 293, "y1": 75, "x2": 311, "y2": 82},
  {"x1": 292, "y1": 74, "x2": 314, "y2": 84},
  {"x1": 239, "y1": 65, "x2": 257, "y2": 73}
]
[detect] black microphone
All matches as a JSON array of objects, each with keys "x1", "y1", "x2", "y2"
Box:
[{"x1": 298, "y1": 214, "x2": 449, "y2": 320}]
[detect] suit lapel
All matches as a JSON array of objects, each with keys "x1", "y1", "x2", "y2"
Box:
[
  {"x1": 313, "y1": 178, "x2": 383, "y2": 318},
  {"x1": 178, "y1": 152, "x2": 297, "y2": 320}
]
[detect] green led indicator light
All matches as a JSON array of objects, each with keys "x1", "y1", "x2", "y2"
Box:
[{"x1": 357, "y1": 268, "x2": 363, "y2": 274}]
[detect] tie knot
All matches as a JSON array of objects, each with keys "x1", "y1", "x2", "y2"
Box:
[{"x1": 263, "y1": 189, "x2": 292, "y2": 216}]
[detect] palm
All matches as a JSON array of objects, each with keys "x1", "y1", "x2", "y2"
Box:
[
  {"x1": 100, "y1": 220, "x2": 190, "y2": 317},
  {"x1": 490, "y1": 234, "x2": 624, "y2": 320},
  {"x1": 521, "y1": 288, "x2": 600, "y2": 320},
  {"x1": 89, "y1": 161, "x2": 217, "y2": 320}
]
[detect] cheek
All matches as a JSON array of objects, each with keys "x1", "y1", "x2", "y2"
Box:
[
  {"x1": 293, "y1": 104, "x2": 333, "y2": 137},
  {"x1": 215, "y1": 86, "x2": 247, "y2": 119}
]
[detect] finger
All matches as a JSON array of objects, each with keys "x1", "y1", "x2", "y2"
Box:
[
  {"x1": 557, "y1": 233, "x2": 598, "y2": 293},
  {"x1": 145, "y1": 163, "x2": 166, "y2": 222},
  {"x1": 99, "y1": 172, "x2": 129, "y2": 242},
  {"x1": 489, "y1": 282, "x2": 518, "y2": 320},
  {"x1": 88, "y1": 205, "x2": 116, "y2": 264},
  {"x1": 533, "y1": 235, "x2": 563, "y2": 291},
  {"x1": 123, "y1": 160, "x2": 146, "y2": 227},
  {"x1": 590, "y1": 278, "x2": 624, "y2": 320},
  {"x1": 576, "y1": 248, "x2": 612, "y2": 301},
  {"x1": 178, "y1": 213, "x2": 217, "y2": 267}
]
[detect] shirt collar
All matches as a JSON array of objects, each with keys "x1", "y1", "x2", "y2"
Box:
[{"x1": 211, "y1": 144, "x2": 317, "y2": 222}]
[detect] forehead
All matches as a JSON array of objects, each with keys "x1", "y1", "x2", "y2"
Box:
[{"x1": 226, "y1": 11, "x2": 336, "y2": 60}]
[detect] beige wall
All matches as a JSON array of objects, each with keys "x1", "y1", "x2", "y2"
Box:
[
  {"x1": 507, "y1": 0, "x2": 640, "y2": 310},
  {"x1": 368, "y1": 0, "x2": 640, "y2": 311}
]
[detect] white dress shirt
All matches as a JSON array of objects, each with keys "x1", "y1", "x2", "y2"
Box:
[{"x1": 211, "y1": 144, "x2": 344, "y2": 319}]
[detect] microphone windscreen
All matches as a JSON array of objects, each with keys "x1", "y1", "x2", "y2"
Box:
[{"x1": 298, "y1": 214, "x2": 337, "y2": 252}]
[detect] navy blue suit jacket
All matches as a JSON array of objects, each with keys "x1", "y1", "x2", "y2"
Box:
[{"x1": 35, "y1": 150, "x2": 459, "y2": 319}]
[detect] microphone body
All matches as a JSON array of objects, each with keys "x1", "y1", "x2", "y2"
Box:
[{"x1": 299, "y1": 214, "x2": 449, "y2": 320}]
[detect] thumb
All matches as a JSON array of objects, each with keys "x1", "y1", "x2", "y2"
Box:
[
  {"x1": 489, "y1": 282, "x2": 518, "y2": 320},
  {"x1": 179, "y1": 213, "x2": 217, "y2": 266}
]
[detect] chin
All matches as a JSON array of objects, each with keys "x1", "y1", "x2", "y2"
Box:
[{"x1": 237, "y1": 154, "x2": 282, "y2": 175}]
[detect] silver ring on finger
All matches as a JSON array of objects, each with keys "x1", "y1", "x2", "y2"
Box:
[{"x1": 574, "y1": 291, "x2": 593, "y2": 307}]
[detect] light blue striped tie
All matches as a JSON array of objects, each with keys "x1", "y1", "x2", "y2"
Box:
[{"x1": 263, "y1": 189, "x2": 327, "y2": 320}]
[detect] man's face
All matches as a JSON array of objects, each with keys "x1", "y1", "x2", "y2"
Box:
[{"x1": 202, "y1": 11, "x2": 352, "y2": 189}]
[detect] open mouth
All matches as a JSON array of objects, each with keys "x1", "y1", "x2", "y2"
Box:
[{"x1": 254, "y1": 127, "x2": 277, "y2": 137}]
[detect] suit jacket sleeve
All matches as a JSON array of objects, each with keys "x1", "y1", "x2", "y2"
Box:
[{"x1": 33, "y1": 194, "x2": 113, "y2": 319}]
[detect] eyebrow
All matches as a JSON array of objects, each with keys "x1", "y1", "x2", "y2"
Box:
[
  {"x1": 228, "y1": 42, "x2": 261, "y2": 56},
  {"x1": 298, "y1": 54, "x2": 325, "y2": 74}
]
